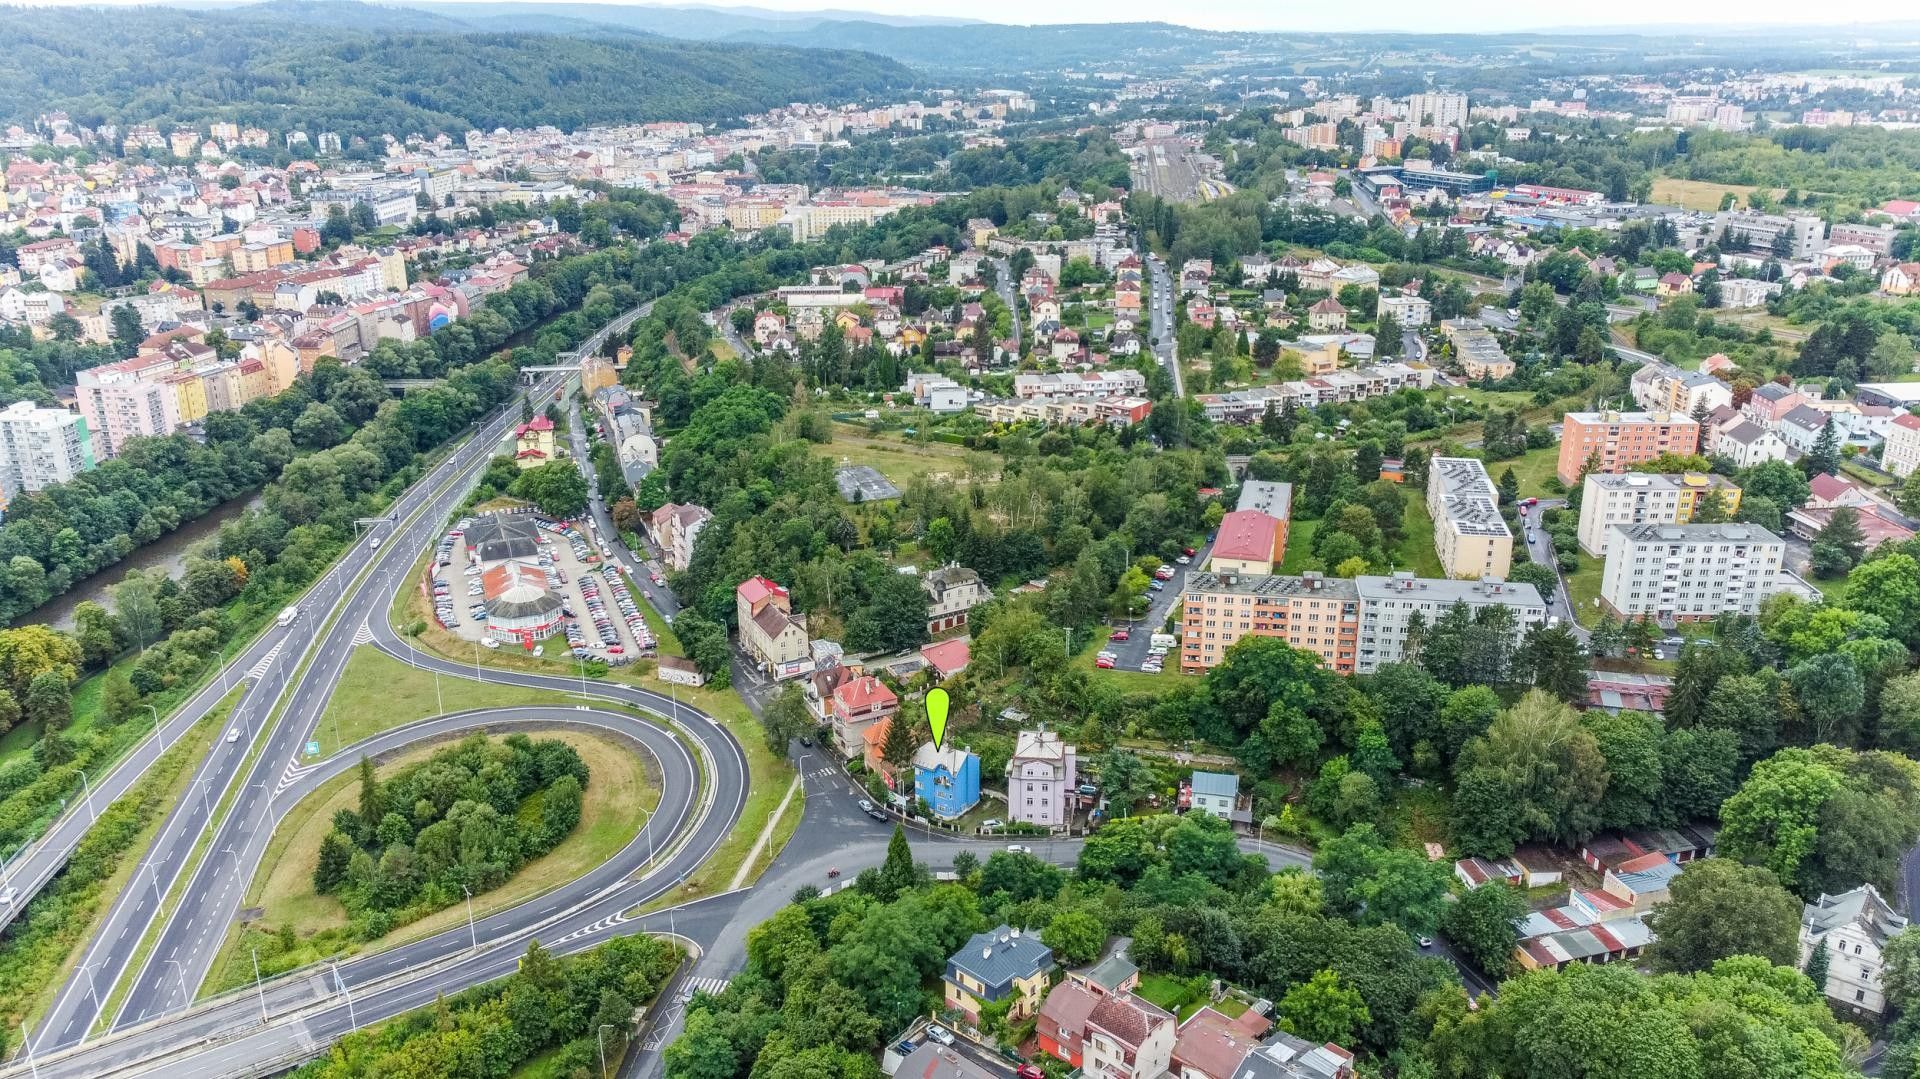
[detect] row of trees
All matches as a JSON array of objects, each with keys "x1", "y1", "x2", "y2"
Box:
[{"x1": 300, "y1": 936, "x2": 679, "y2": 1079}]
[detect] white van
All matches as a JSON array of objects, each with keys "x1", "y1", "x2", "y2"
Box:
[
  {"x1": 276, "y1": 606, "x2": 299, "y2": 628},
  {"x1": 1149, "y1": 632, "x2": 1178, "y2": 650}
]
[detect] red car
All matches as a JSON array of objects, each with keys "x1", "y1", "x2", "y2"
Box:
[
  {"x1": 1095, "y1": 655, "x2": 1116, "y2": 669},
  {"x1": 1109, "y1": 628, "x2": 1130, "y2": 642},
  {"x1": 1017, "y1": 1067, "x2": 1045, "y2": 1079},
  {"x1": 1183, "y1": 546, "x2": 1197, "y2": 557}
]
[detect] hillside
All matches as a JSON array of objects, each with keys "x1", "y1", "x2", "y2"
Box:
[{"x1": 0, "y1": 3, "x2": 915, "y2": 139}]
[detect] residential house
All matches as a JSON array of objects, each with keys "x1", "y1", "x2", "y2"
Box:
[
  {"x1": 1599, "y1": 522, "x2": 1786, "y2": 623},
  {"x1": 1744, "y1": 382, "x2": 1808, "y2": 427},
  {"x1": 1307, "y1": 297, "x2": 1347, "y2": 332},
  {"x1": 1230, "y1": 1034, "x2": 1357, "y2": 1079},
  {"x1": 922, "y1": 563, "x2": 989, "y2": 634},
  {"x1": 913, "y1": 742, "x2": 981, "y2": 820},
  {"x1": 1883, "y1": 262, "x2": 1920, "y2": 297},
  {"x1": 1716, "y1": 420, "x2": 1790, "y2": 468},
  {"x1": 1428, "y1": 456, "x2": 1513, "y2": 578},
  {"x1": 1777, "y1": 405, "x2": 1834, "y2": 454},
  {"x1": 1038, "y1": 984, "x2": 1177, "y2": 1076},
  {"x1": 736, "y1": 576, "x2": 809, "y2": 679},
  {"x1": 1556, "y1": 411, "x2": 1702, "y2": 485},
  {"x1": 1801, "y1": 884, "x2": 1910, "y2": 1016},
  {"x1": 1186, "y1": 771, "x2": 1244, "y2": 821},
  {"x1": 1172, "y1": 1005, "x2": 1275, "y2": 1079},
  {"x1": 828, "y1": 673, "x2": 899, "y2": 760},
  {"x1": 1884, "y1": 413, "x2": 1920, "y2": 477},
  {"x1": 1657, "y1": 271, "x2": 1693, "y2": 297},
  {"x1": 648, "y1": 503, "x2": 711, "y2": 573},
  {"x1": 513, "y1": 415, "x2": 556, "y2": 467},
  {"x1": 942, "y1": 926, "x2": 1055, "y2": 1025},
  {"x1": 893, "y1": 1045, "x2": 999, "y2": 1079},
  {"x1": 1008, "y1": 727, "x2": 1077, "y2": 828}
]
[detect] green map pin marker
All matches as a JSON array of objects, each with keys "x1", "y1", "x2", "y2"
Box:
[{"x1": 927, "y1": 688, "x2": 950, "y2": 751}]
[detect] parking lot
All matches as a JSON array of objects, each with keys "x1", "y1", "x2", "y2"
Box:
[
  {"x1": 425, "y1": 514, "x2": 660, "y2": 665},
  {"x1": 1097, "y1": 536, "x2": 1215, "y2": 673}
]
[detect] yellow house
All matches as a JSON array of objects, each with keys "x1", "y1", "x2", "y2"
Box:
[
  {"x1": 166, "y1": 371, "x2": 209, "y2": 424},
  {"x1": 513, "y1": 415, "x2": 556, "y2": 467},
  {"x1": 943, "y1": 926, "x2": 1055, "y2": 1025}
]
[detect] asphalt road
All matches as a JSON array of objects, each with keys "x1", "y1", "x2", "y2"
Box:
[
  {"x1": 1146, "y1": 254, "x2": 1183, "y2": 398},
  {"x1": 1101, "y1": 537, "x2": 1216, "y2": 672}
]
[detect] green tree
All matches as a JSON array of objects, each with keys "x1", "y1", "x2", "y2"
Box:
[
  {"x1": 313, "y1": 830, "x2": 355, "y2": 894},
  {"x1": 1645, "y1": 858, "x2": 1801, "y2": 972},
  {"x1": 1440, "y1": 881, "x2": 1525, "y2": 977},
  {"x1": 1810, "y1": 506, "x2": 1866, "y2": 577},
  {"x1": 23, "y1": 670, "x2": 70, "y2": 734},
  {"x1": 1313, "y1": 824, "x2": 1452, "y2": 935},
  {"x1": 1278, "y1": 969, "x2": 1372, "y2": 1047},
  {"x1": 760, "y1": 683, "x2": 814, "y2": 753},
  {"x1": 1803, "y1": 937, "x2": 1829, "y2": 992},
  {"x1": 357, "y1": 756, "x2": 382, "y2": 829},
  {"x1": 1042, "y1": 909, "x2": 1106, "y2": 966}
]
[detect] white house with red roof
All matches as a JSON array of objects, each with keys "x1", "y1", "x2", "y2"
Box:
[{"x1": 1883, "y1": 413, "x2": 1920, "y2": 478}]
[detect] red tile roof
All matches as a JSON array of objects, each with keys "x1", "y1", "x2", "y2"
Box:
[
  {"x1": 1211, "y1": 510, "x2": 1281, "y2": 564},
  {"x1": 736, "y1": 576, "x2": 787, "y2": 606}
]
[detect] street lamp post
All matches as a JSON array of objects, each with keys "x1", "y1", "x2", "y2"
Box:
[
  {"x1": 146, "y1": 704, "x2": 164, "y2": 753},
  {"x1": 331, "y1": 962, "x2": 358, "y2": 1033},
  {"x1": 462, "y1": 884, "x2": 477, "y2": 949},
  {"x1": 76, "y1": 962, "x2": 103, "y2": 1015},
  {"x1": 77, "y1": 769, "x2": 95, "y2": 822},
  {"x1": 250, "y1": 947, "x2": 268, "y2": 1022},
  {"x1": 162, "y1": 959, "x2": 192, "y2": 1011}
]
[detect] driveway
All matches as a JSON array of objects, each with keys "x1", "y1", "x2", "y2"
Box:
[{"x1": 1100, "y1": 537, "x2": 1216, "y2": 671}]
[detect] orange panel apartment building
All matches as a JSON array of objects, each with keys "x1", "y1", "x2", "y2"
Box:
[
  {"x1": 1180, "y1": 571, "x2": 1359, "y2": 674},
  {"x1": 1556, "y1": 410, "x2": 1702, "y2": 485}
]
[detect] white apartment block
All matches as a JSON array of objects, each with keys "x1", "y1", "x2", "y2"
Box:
[
  {"x1": 1007, "y1": 728, "x2": 1077, "y2": 828},
  {"x1": 1377, "y1": 293, "x2": 1431, "y2": 327},
  {"x1": 1599, "y1": 523, "x2": 1785, "y2": 624},
  {"x1": 1576, "y1": 472, "x2": 1742, "y2": 556},
  {"x1": 0, "y1": 401, "x2": 96, "y2": 507},
  {"x1": 1353, "y1": 573, "x2": 1546, "y2": 674},
  {"x1": 1884, "y1": 414, "x2": 1920, "y2": 479},
  {"x1": 75, "y1": 368, "x2": 178, "y2": 459},
  {"x1": 1427, "y1": 457, "x2": 1513, "y2": 579}
]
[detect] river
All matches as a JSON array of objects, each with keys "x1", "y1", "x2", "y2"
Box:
[{"x1": 12, "y1": 493, "x2": 263, "y2": 631}]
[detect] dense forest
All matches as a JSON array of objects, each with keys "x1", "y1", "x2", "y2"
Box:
[{"x1": 0, "y1": 4, "x2": 913, "y2": 139}]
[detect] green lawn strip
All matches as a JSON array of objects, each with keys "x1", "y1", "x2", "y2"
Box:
[
  {"x1": 1275, "y1": 518, "x2": 1322, "y2": 574},
  {"x1": 392, "y1": 616, "x2": 798, "y2": 913},
  {"x1": 1563, "y1": 553, "x2": 1605, "y2": 628},
  {"x1": 1396, "y1": 497, "x2": 1446, "y2": 578},
  {"x1": 311, "y1": 647, "x2": 556, "y2": 758},
  {"x1": 202, "y1": 728, "x2": 657, "y2": 993},
  {"x1": 626, "y1": 679, "x2": 792, "y2": 915},
  {"x1": 0, "y1": 686, "x2": 238, "y2": 1039}
]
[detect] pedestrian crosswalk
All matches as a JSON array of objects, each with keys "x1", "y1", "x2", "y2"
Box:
[
  {"x1": 246, "y1": 643, "x2": 282, "y2": 680},
  {"x1": 684, "y1": 977, "x2": 730, "y2": 998}
]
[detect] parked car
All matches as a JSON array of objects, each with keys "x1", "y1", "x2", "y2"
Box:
[
  {"x1": 1109, "y1": 628, "x2": 1130, "y2": 642},
  {"x1": 1183, "y1": 546, "x2": 1197, "y2": 557},
  {"x1": 980, "y1": 819, "x2": 1004, "y2": 830},
  {"x1": 1175, "y1": 555, "x2": 1191, "y2": 565},
  {"x1": 1006, "y1": 844, "x2": 1032, "y2": 854},
  {"x1": 1096, "y1": 655, "x2": 1116, "y2": 669},
  {"x1": 927, "y1": 1025, "x2": 955, "y2": 1047}
]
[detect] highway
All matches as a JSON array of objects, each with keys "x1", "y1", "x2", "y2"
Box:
[{"x1": 14, "y1": 302, "x2": 671, "y2": 1063}]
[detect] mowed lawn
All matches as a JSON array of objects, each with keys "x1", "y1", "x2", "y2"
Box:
[
  {"x1": 313, "y1": 646, "x2": 558, "y2": 756},
  {"x1": 211, "y1": 729, "x2": 657, "y2": 989}
]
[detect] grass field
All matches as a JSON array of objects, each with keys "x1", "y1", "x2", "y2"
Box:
[
  {"x1": 387, "y1": 554, "x2": 799, "y2": 916},
  {"x1": 205, "y1": 728, "x2": 658, "y2": 992},
  {"x1": 1564, "y1": 552, "x2": 1605, "y2": 627},
  {"x1": 311, "y1": 646, "x2": 557, "y2": 757},
  {"x1": 1397, "y1": 497, "x2": 1445, "y2": 578},
  {"x1": 816, "y1": 424, "x2": 974, "y2": 487},
  {"x1": 1491, "y1": 446, "x2": 1563, "y2": 500},
  {"x1": 1276, "y1": 518, "x2": 1323, "y2": 574},
  {"x1": 1650, "y1": 177, "x2": 1786, "y2": 212}
]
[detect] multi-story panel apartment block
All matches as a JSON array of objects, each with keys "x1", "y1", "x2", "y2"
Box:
[
  {"x1": 1427, "y1": 456, "x2": 1512, "y2": 579},
  {"x1": 75, "y1": 366, "x2": 178, "y2": 459},
  {"x1": 1353, "y1": 573, "x2": 1547, "y2": 674},
  {"x1": 1556, "y1": 411, "x2": 1702, "y2": 485},
  {"x1": 1180, "y1": 572, "x2": 1360, "y2": 674},
  {"x1": 0, "y1": 401, "x2": 95, "y2": 507},
  {"x1": 1599, "y1": 523, "x2": 1785, "y2": 623},
  {"x1": 1576, "y1": 472, "x2": 1743, "y2": 556}
]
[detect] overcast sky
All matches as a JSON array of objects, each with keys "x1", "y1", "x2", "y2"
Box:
[
  {"x1": 17, "y1": 0, "x2": 1919, "y2": 34},
  {"x1": 555, "y1": 0, "x2": 1913, "y2": 33}
]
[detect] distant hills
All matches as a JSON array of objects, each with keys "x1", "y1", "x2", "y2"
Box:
[{"x1": 0, "y1": 2, "x2": 917, "y2": 138}]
